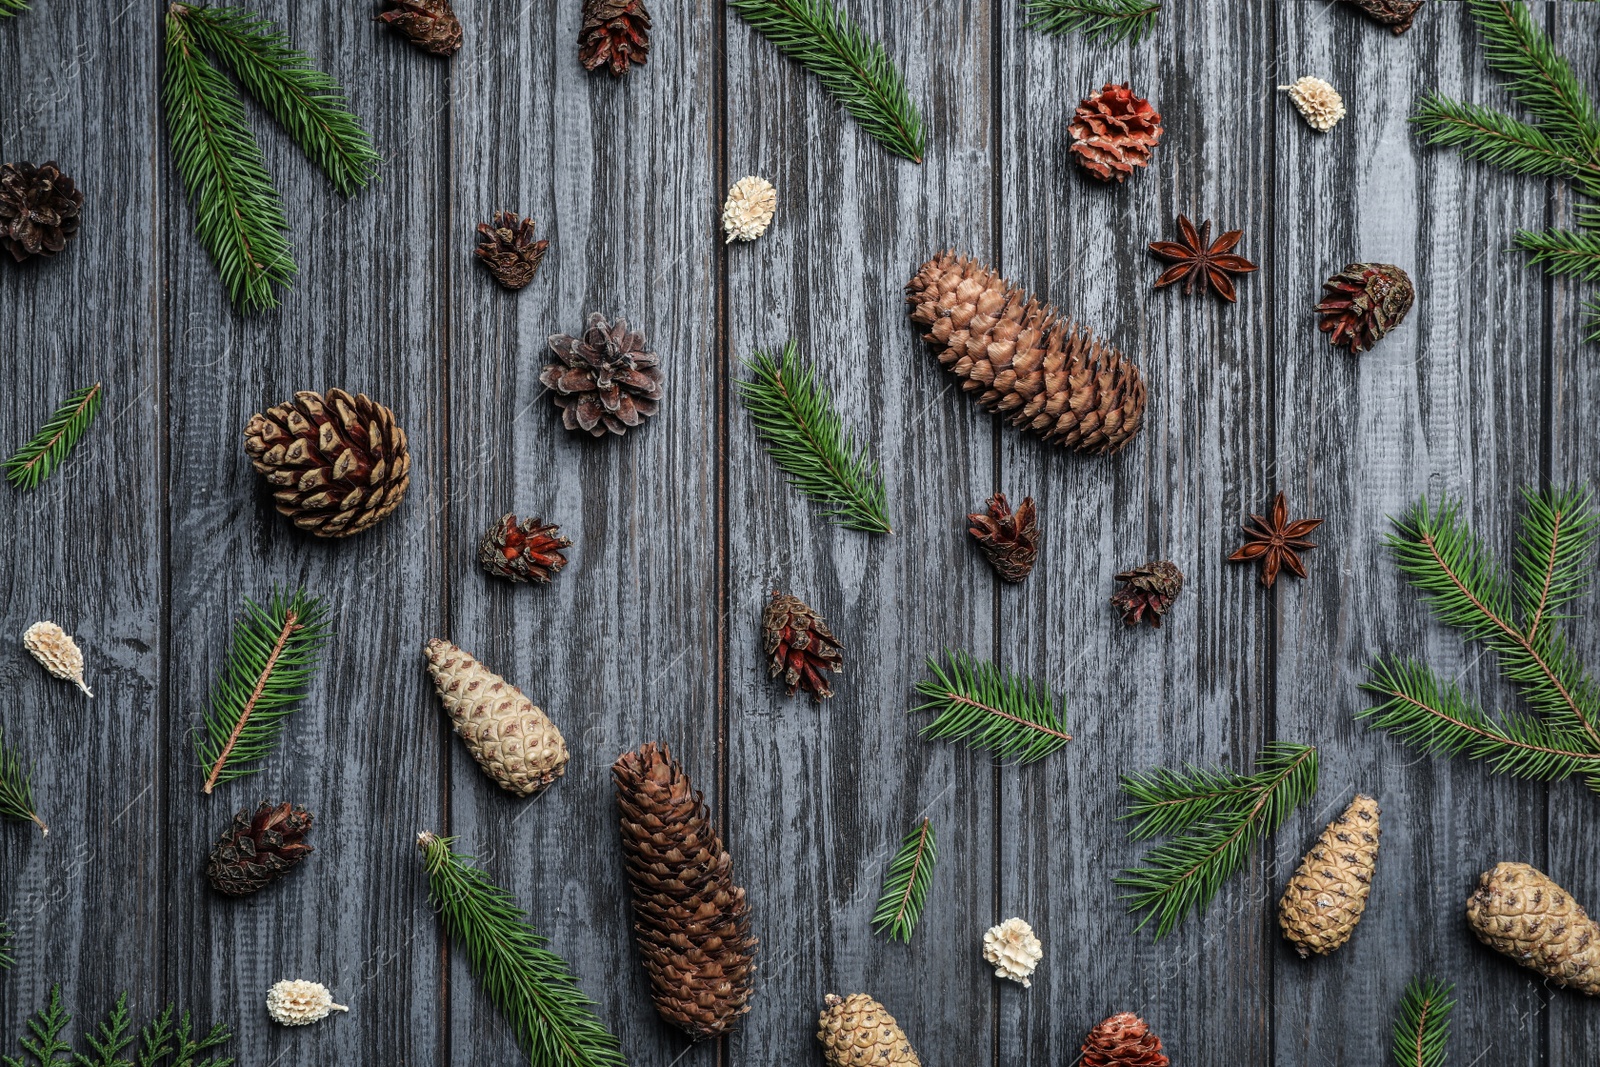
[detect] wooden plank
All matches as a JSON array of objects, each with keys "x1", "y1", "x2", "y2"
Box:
[
  {"x1": 444, "y1": 1, "x2": 722, "y2": 1063},
  {"x1": 722, "y1": 0, "x2": 1000, "y2": 1062},
  {"x1": 158, "y1": 4, "x2": 448, "y2": 1063}
]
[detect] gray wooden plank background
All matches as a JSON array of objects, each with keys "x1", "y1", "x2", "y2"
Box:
[{"x1": 1, "y1": 1, "x2": 1598, "y2": 1064}]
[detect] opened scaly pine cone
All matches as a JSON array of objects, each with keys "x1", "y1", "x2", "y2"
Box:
[
  {"x1": 205, "y1": 802, "x2": 314, "y2": 897},
  {"x1": 1111, "y1": 561, "x2": 1184, "y2": 628},
  {"x1": 722, "y1": 176, "x2": 777, "y2": 243},
  {"x1": 1081, "y1": 1012, "x2": 1169, "y2": 1067},
  {"x1": 1467, "y1": 862, "x2": 1600, "y2": 996},
  {"x1": 817, "y1": 993, "x2": 921, "y2": 1066},
  {"x1": 1316, "y1": 262, "x2": 1415, "y2": 354},
  {"x1": 475, "y1": 211, "x2": 547, "y2": 289},
  {"x1": 580, "y1": 0, "x2": 651, "y2": 76},
  {"x1": 265, "y1": 980, "x2": 348, "y2": 1026},
  {"x1": 378, "y1": 0, "x2": 462, "y2": 55},
  {"x1": 762, "y1": 591, "x2": 843, "y2": 700},
  {"x1": 423, "y1": 639, "x2": 570, "y2": 796},
  {"x1": 1068, "y1": 83, "x2": 1163, "y2": 182},
  {"x1": 478, "y1": 513, "x2": 571, "y2": 584},
  {"x1": 968, "y1": 493, "x2": 1038, "y2": 583},
  {"x1": 1345, "y1": 0, "x2": 1423, "y2": 34},
  {"x1": 1278, "y1": 794, "x2": 1381, "y2": 958},
  {"x1": 543, "y1": 313, "x2": 665, "y2": 437},
  {"x1": 0, "y1": 161, "x2": 83, "y2": 262}
]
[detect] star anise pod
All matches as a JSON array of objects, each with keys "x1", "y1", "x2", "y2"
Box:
[
  {"x1": 1148, "y1": 214, "x2": 1259, "y2": 302},
  {"x1": 1228, "y1": 491, "x2": 1323, "y2": 589}
]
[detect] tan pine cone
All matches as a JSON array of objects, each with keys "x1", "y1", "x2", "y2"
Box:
[
  {"x1": 378, "y1": 0, "x2": 462, "y2": 55},
  {"x1": 1278, "y1": 794, "x2": 1381, "y2": 958},
  {"x1": 968, "y1": 493, "x2": 1038, "y2": 583},
  {"x1": 580, "y1": 0, "x2": 651, "y2": 76},
  {"x1": 982, "y1": 916, "x2": 1043, "y2": 987},
  {"x1": 477, "y1": 513, "x2": 571, "y2": 584},
  {"x1": 1081, "y1": 1012, "x2": 1169, "y2": 1067},
  {"x1": 722, "y1": 175, "x2": 777, "y2": 243},
  {"x1": 474, "y1": 211, "x2": 548, "y2": 290},
  {"x1": 265, "y1": 980, "x2": 348, "y2": 1026},
  {"x1": 1068, "y1": 83, "x2": 1163, "y2": 182},
  {"x1": 1279, "y1": 76, "x2": 1346, "y2": 132},
  {"x1": 22, "y1": 621, "x2": 92, "y2": 696},
  {"x1": 762, "y1": 591, "x2": 844, "y2": 700},
  {"x1": 1466, "y1": 862, "x2": 1600, "y2": 996},
  {"x1": 906, "y1": 252, "x2": 1147, "y2": 455},
  {"x1": 817, "y1": 993, "x2": 921, "y2": 1066},
  {"x1": 422, "y1": 639, "x2": 570, "y2": 797}
]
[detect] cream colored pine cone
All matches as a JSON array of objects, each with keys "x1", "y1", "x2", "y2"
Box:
[
  {"x1": 266, "y1": 979, "x2": 348, "y2": 1026},
  {"x1": 422, "y1": 639, "x2": 570, "y2": 797},
  {"x1": 1278, "y1": 794, "x2": 1381, "y2": 958},
  {"x1": 722, "y1": 175, "x2": 777, "y2": 243},
  {"x1": 983, "y1": 916, "x2": 1043, "y2": 987},
  {"x1": 817, "y1": 993, "x2": 921, "y2": 1066},
  {"x1": 22, "y1": 621, "x2": 92, "y2": 696},
  {"x1": 1279, "y1": 76, "x2": 1346, "y2": 132},
  {"x1": 1467, "y1": 862, "x2": 1600, "y2": 996}
]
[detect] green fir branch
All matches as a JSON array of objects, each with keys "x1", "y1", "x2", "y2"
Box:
[
  {"x1": 417, "y1": 832, "x2": 626, "y2": 1067},
  {"x1": 2, "y1": 989, "x2": 231, "y2": 1067},
  {"x1": 1115, "y1": 742, "x2": 1319, "y2": 939},
  {"x1": 1391, "y1": 976, "x2": 1455, "y2": 1067},
  {"x1": 0, "y1": 725, "x2": 47, "y2": 837},
  {"x1": 4, "y1": 383, "x2": 103, "y2": 491},
  {"x1": 910, "y1": 651, "x2": 1072, "y2": 764},
  {"x1": 0, "y1": 1, "x2": 28, "y2": 18},
  {"x1": 1514, "y1": 226, "x2": 1600, "y2": 282},
  {"x1": 0, "y1": 922, "x2": 14, "y2": 971},
  {"x1": 737, "y1": 341, "x2": 892, "y2": 534},
  {"x1": 728, "y1": 0, "x2": 925, "y2": 163},
  {"x1": 872, "y1": 817, "x2": 938, "y2": 942},
  {"x1": 1412, "y1": 93, "x2": 1593, "y2": 183},
  {"x1": 181, "y1": 5, "x2": 380, "y2": 197},
  {"x1": 1465, "y1": 0, "x2": 1600, "y2": 162},
  {"x1": 1023, "y1": 0, "x2": 1161, "y2": 44},
  {"x1": 164, "y1": 5, "x2": 296, "y2": 312},
  {"x1": 193, "y1": 588, "x2": 330, "y2": 794}
]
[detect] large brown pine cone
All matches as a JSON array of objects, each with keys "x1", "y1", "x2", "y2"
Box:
[
  {"x1": 243, "y1": 389, "x2": 412, "y2": 537},
  {"x1": 478, "y1": 513, "x2": 571, "y2": 584},
  {"x1": 205, "y1": 802, "x2": 314, "y2": 897},
  {"x1": 0, "y1": 161, "x2": 83, "y2": 263},
  {"x1": 378, "y1": 0, "x2": 463, "y2": 55},
  {"x1": 474, "y1": 211, "x2": 547, "y2": 290},
  {"x1": 762, "y1": 591, "x2": 844, "y2": 700},
  {"x1": 1111, "y1": 561, "x2": 1184, "y2": 628},
  {"x1": 613, "y1": 743, "x2": 757, "y2": 1041},
  {"x1": 542, "y1": 313, "x2": 665, "y2": 437},
  {"x1": 423, "y1": 638, "x2": 570, "y2": 797},
  {"x1": 1315, "y1": 262, "x2": 1414, "y2": 354},
  {"x1": 1080, "y1": 1012, "x2": 1170, "y2": 1067},
  {"x1": 817, "y1": 993, "x2": 921, "y2": 1066},
  {"x1": 1278, "y1": 794, "x2": 1381, "y2": 958},
  {"x1": 580, "y1": 0, "x2": 651, "y2": 76},
  {"x1": 907, "y1": 252, "x2": 1147, "y2": 455},
  {"x1": 968, "y1": 493, "x2": 1038, "y2": 583},
  {"x1": 1068, "y1": 83, "x2": 1163, "y2": 183},
  {"x1": 1466, "y1": 862, "x2": 1600, "y2": 996}
]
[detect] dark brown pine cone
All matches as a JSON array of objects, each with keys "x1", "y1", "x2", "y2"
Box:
[
  {"x1": 205, "y1": 802, "x2": 314, "y2": 897},
  {"x1": 478, "y1": 513, "x2": 572, "y2": 583},
  {"x1": 1081, "y1": 1012, "x2": 1170, "y2": 1067},
  {"x1": 579, "y1": 0, "x2": 651, "y2": 76},
  {"x1": 1111, "y1": 561, "x2": 1184, "y2": 628},
  {"x1": 1316, "y1": 262, "x2": 1415, "y2": 354},
  {"x1": 542, "y1": 313, "x2": 665, "y2": 437},
  {"x1": 378, "y1": 0, "x2": 463, "y2": 56},
  {"x1": 1344, "y1": 0, "x2": 1424, "y2": 34},
  {"x1": 0, "y1": 161, "x2": 83, "y2": 263},
  {"x1": 968, "y1": 493, "x2": 1038, "y2": 583},
  {"x1": 762, "y1": 591, "x2": 844, "y2": 700},
  {"x1": 474, "y1": 211, "x2": 547, "y2": 290}
]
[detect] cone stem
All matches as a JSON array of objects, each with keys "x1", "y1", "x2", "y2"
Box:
[{"x1": 203, "y1": 610, "x2": 301, "y2": 794}]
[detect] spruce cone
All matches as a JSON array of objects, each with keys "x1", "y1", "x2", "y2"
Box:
[
  {"x1": 474, "y1": 211, "x2": 547, "y2": 290},
  {"x1": 1345, "y1": 0, "x2": 1423, "y2": 34},
  {"x1": 243, "y1": 389, "x2": 412, "y2": 538},
  {"x1": 1080, "y1": 1012, "x2": 1169, "y2": 1067},
  {"x1": 579, "y1": 0, "x2": 651, "y2": 76},
  {"x1": 967, "y1": 493, "x2": 1038, "y2": 583},
  {"x1": 907, "y1": 252, "x2": 1147, "y2": 455},
  {"x1": 762, "y1": 591, "x2": 843, "y2": 700},
  {"x1": 613, "y1": 743, "x2": 757, "y2": 1041},
  {"x1": 1068, "y1": 83, "x2": 1163, "y2": 183},
  {"x1": 1466, "y1": 862, "x2": 1600, "y2": 996},
  {"x1": 0, "y1": 161, "x2": 83, "y2": 263},
  {"x1": 1111, "y1": 561, "x2": 1184, "y2": 628},
  {"x1": 478, "y1": 513, "x2": 571, "y2": 584},
  {"x1": 1278, "y1": 794, "x2": 1381, "y2": 958},
  {"x1": 817, "y1": 993, "x2": 921, "y2": 1066},
  {"x1": 205, "y1": 802, "x2": 314, "y2": 897},
  {"x1": 423, "y1": 639, "x2": 570, "y2": 797},
  {"x1": 377, "y1": 0, "x2": 462, "y2": 55},
  {"x1": 1316, "y1": 262, "x2": 1415, "y2": 354},
  {"x1": 543, "y1": 312, "x2": 665, "y2": 437}
]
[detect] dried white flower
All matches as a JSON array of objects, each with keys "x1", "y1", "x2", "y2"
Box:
[
  {"x1": 266, "y1": 980, "x2": 349, "y2": 1026},
  {"x1": 722, "y1": 175, "x2": 777, "y2": 243},
  {"x1": 22, "y1": 621, "x2": 91, "y2": 697},
  {"x1": 1279, "y1": 76, "x2": 1346, "y2": 132},
  {"x1": 982, "y1": 916, "x2": 1042, "y2": 987}
]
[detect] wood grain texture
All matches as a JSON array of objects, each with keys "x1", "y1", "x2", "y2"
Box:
[{"x1": 0, "y1": 1, "x2": 1597, "y2": 1064}]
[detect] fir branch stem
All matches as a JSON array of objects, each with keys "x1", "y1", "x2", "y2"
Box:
[
  {"x1": 873, "y1": 817, "x2": 938, "y2": 942},
  {"x1": 910, "y1": 651, "x2": 1072, "y2": 764},
  {"x1": 1024, "y1": 0, "x2": 1162, "y2": 44},
  {"x1": 940, "y1": 693, "x2": 1073, "y2": 743},
  {"x1": 203, "y1": 608, "x2": 302, "y2": 794},
  {"x1": 1364, "y1": 676, "x2": 1600, "y2": 767},
  {"x1": 1392, "y1": 976, "x2": 1455, "y2": 1067},
  {"x1": 4, "y1": 383, "x2": 104, "y2": 490}
]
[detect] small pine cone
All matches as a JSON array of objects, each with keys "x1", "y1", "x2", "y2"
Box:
[
  {"x1": 817, "y1": 993, "x2": 921, "y2": 1066},
  {"x1": 613, "y1": 743, "x2": 757, "y2": 1040},
  {"x1": 968, "y1": 493, "x2": 1038, "y2": 583},
  {"x1": 242, "y1": 389, "x2": 412, "y2": 538},
  {"x1": 474, "y1": 211, "x2": 548, "y2": 290},
  {"x1": 907, "y1": 252, "x2": 1147, "y2": 455},
  {"x1": 1080, "y1": 1012, "x2": 1170, "y2": 1067},
  {"x1": 1068, "y1": 83, "x2": 1163, "y2": 183},
  {"x1": 982, "y1": 917, "x2": 1043, "y2": 988},
  {"x1": 1466, "y1": 862, "x2": 1600, "y2": 996},
  {"x1": 205, "y1": 802, "x2": 314, "y2": 897},
  {"x1": 1316, "y1": 262, "x2": 1415, "y2": 354},
  {"x1": 266, "y1": 980, "x2": 349, "y2": 1026},
  {"x1": 579, "y1": 0, "x2": 651, "y2": 76},
  {"x1": 1345, "y1": 0, "x2": 1424, "y2": 34},
  {"x1": 1278, "y1": 794, "x2": 1381, "y2": 958},
  {"x1": 1110, "y1": 561, "x2": 1184, "y2": 629},
  {"x1": 542, "y1": 313, "x2": 665, "y2": 437},
  {"x1": 423, "y1": 639, "x2": 570, "y2": 796},
  {"x1": 21, "y1": 621, "x2": 92, "y2": 696},
  {"x1": 0, "y1": 161, "x2": 83, "y2": 263},
  {"x1": 377, "y1": 0, "x2": 463, "y2": 55},
  {"x1": 478, "y1": 513, "x2": 571, "y2": 584},
  {"x1": 1279, "y1": 76, "x2": 1346, "y2": 132},
  {"x1": 722, "y1": 176, "x2": 777, "y2": 243},
  {"x1": 762, "y1": 591, "x2": 844, "y2": 700}
]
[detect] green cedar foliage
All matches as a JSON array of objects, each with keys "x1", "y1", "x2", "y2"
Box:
[{"x1": 1, "y1": 988, "x2": 232, "y2": 1067}]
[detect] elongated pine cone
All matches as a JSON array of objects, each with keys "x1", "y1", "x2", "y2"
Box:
[
  {"x1": 762, "y1": 591, "x2": 843, "y2": 700},
  {"x1": 543, "y1": 312, "x2": 665, "y2": 437},
  {"x1": 22, "y1": 621, "x2": 92, "y2": 696},
  {"x1": 423, "y1": 639, "x2": 569, "y2": 796},
  {"x1": 205, "y1": 802, "x2": 314, "y2": 897},
  {"x1": 475, "y1": 211, "x2": 547, "y2": 290},
  {"x1": 243, "y1": 389, "x2": 412, "y2": 538},
  {"x1": 1111, "y1": 561, "x2": 1184, "y2": 628},
  {"x1": 1081, "y1": 1012, "x2": 1169, "y2": 1067},
  {"x1": 817, "y1": 993, "x2": 921, "y2": 1066},
  {"x1": 1068, "y1": 83, "x2": 1163, "y2": 182},
  {"x1": 613, "y1": 743, "x2": 757, "y2": 1040},
  {"x1": 1466, "y1": 862, "x2": 1600, "y2": 996},
  {"x1": 1345, "y1": 0, "x2": 1423, "y2": 34},
  {"x1": 907, "y1": 252, "x2": 1147, "y2": 455},
  {"x1": 580, "y1": 0, "x2": 651, "y2": 76},
  {"x1": 1278, "y1": 794, "x2": 1381, "y2": 958},
  {"x1": 722, "y1": 176, "x2": 777, "y2": 243},
  {"x1": 1316, "y1": 262, "x2": 1415, "y2": 354},
  {"x1": 1280, "y1": 76, "x2": 1346, "y2": 132},
  {"x1": 478, "y1": 513, "x2": 571, "y2": 583},
  {"x1": 968, "y1": 493, "x2": 1038, "y2": 583},
  {"x1": 0, "y1": 161, "x2": 83, "y2": 262},
  {"x1": 378, "y1": 0, "x2": 462, "y2": 55}
]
